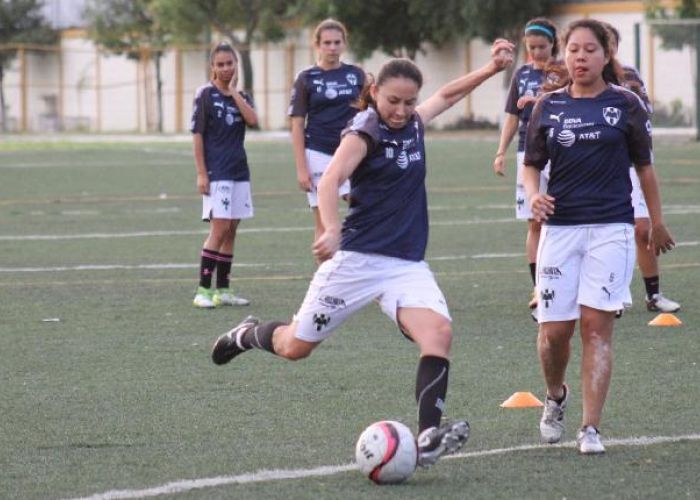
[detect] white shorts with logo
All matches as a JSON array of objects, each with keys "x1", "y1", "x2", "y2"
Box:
[
  {"x1": 305, "y1": 148, "x2": 351, "y2": 208},
  {"x1": 629, "y1": 167, "x2": 649, "y2": 219},
  {"x1": 293, "y1": 250, "x2": 451, "y2": 342},
  {"x1": 202, "y1": 180, "x2": 254, "y2": 221},
  {"x1": 535, "y1": 224, "x2": 635, "y2": 322},
  {"x1": 516, "y1": 151, "x2": 551, "y2": 220}
]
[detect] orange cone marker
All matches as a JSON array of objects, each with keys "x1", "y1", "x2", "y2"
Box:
[
  {"x1": 500, "y1": 392, "x2": 544, "y2": 408},
  {"x1": 648, "y1": 313, "x2": 682, "y2": 326}
]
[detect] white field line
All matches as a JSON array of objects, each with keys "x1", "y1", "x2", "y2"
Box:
[
  {"x1": 67, "y1": 433, "x2": 700, "y2": 500},
  {"x1": 0, "y1": 218, "x2": 518, "y2": 242}
]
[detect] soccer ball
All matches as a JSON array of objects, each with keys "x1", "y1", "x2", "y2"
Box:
[{"x1": 355, "y1": 420, "x2": 417, "y2": 484}]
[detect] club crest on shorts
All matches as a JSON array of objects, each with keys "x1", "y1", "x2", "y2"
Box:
[{"x1": 603, "y1": 107, "x2": 621, "y2": 126}]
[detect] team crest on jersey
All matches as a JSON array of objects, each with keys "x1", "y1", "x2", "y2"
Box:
[
  {"x1": 346, "y1": 73, "x2": 357, "y2": 86},
  {"x1": 603, "y1": 107, "x2": 621, "y2": 126}
]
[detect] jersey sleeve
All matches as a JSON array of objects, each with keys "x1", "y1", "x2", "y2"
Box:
[
  {"x1": 288, "y1": 70, "x2": 308, "y2": 117},
  {"x1": 523, "y1": 97, "x2": 549, "y2": 169},
  {"x1": 504, "y1": 67, "x2": 521, "y2": 115},
  {"x1": 625, "y1": 94, "x2": 654, "y2": 167},
  {"x1": 341, "y1": 108, "x2": 380, "y2": 151},
  {"x1": 190, "y1": 86, "x2": 208, "y2": 134}
]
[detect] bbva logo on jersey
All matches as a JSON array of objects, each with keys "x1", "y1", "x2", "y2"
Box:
[{"x1": 603, "y1": 107, "x2": 622, "y2": 126}]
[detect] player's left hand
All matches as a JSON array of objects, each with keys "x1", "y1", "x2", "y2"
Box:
[
  {"x1": 517, "y1": 95, "x2": 536, "y2": 110},
  {"x1": 649, "y1": 223, "x2": 675, "y2": 255},
  {"x1": 491, "y1": 39, "x2": 515, "y2": 71}
]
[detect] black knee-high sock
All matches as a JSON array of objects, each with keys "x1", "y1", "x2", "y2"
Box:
[
  {"x1": 529, "y1": 262, "x2": 537, "y2": 286},
  {"x1": 199, "y1": 249, "x2": 219, "y2": 288},
  {"x1": 644, "y1": 275, "x2": 660, "y2": 298},
  {"x1": 416, "y1": 356, "x2": 450, "y2": 432},
  {"x1": 216, "y1": 253, "x2": 233, "y2": 289},
  {"x1": 238, "y1": 321, "x2": 286, "y2": 354}
]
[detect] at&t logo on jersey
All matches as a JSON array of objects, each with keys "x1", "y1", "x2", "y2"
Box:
[
  {"x1": 603, "y1": 106, "x2": 622, "y2": 126},
  {"x1": 557, "y1": 129, "x2": 576, "y2": 147},
  {"x1": 396, "y1": 150, "x2": 409, "y2": 169}
]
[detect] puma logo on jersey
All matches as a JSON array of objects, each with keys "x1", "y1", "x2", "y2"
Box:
[{"x1": 549, "y1": 111, "x2": 564, "y2": 123}]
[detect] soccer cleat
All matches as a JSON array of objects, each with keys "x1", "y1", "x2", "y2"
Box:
[
  {"x1": 416, "y1": 420, "x2": 470, "y2": 468},
  {"x1": 528, "y1": 287, "x2": 538, "y2": 309},
  {"x1": 193, "y1": 287, "x2": 215, "y2": 308},
  {"x1": 539, "y1": 384, "x2": 569, "y2": 444},
  {"x1": 577, "y1": 425, "x2": 606, "y2": 454},
  {"x1": 646, "y1": 293, "x2": 680, "y2": 313},
  {"x1": 211, "y1": 315, "x2": 260, "y2": 365},
  {"x1": 213, "y1": 289, "x2": 251, "y2": 307}
]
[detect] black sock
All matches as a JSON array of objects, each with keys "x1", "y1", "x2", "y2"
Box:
[
  {"x1": 416, "y1": 356, "x2": 449, "y2": 433},
  {"x1": 239, "y1": 321, "x2": 286, "y2": 354},
  {"x1": 644, "y1": 275, "x2": 660, "y2": 298},
  {"x1": 199, "y1": 249, "x2": 219, "y2": 288},
  {"x1": 216, "y1": 253, "x2": 233, "y2": 289},
  {"x1": 529, "y1": 263, "x2": 537, "y2": 286}
]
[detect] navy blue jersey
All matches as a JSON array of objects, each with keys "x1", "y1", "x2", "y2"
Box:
[
  {"x1": 505, "y1": 64, "x2": 545, "y2": 151},
  {"x1": 524, "y1": 84, "x2": 653, "y2": 225},
  {"x1": 190, "y1": 82, "x2": 253, "y2": 182},
  {"x1": 339, "y1": 108, "x2": 428, "y2": 261},
  {"x1": 621, "y1": 65, "x2": 652, "y2": 113},
  {"x1": 288, "y1": 63, "x2": 364, "y2": 155}
]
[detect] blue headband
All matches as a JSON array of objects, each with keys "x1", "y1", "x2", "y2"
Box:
[{"x1": 525, "y1": 24, "x2": 555, "y2": 40}]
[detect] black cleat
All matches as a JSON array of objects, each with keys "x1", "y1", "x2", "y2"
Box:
[
  {"x1": 211, "y1": 315, "x2": 260, "y2": 365},
  {"x1": 417, "y1": 420, "x2": 470, "y2": 467}
]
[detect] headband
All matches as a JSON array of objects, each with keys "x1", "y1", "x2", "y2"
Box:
[{"x1": 525, "y1": 24, "x2": 555, "y2": 40}]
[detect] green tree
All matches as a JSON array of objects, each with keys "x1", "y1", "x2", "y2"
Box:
[
  {"x1": 154, "y1": 0, "x2": 298, "y2": 99},
  {"x1": 304, "y1": 0, "x2": 469, "y2": 60},
  {"x1": 84, "y1": 0, "x2": 169, "y2": 132},
  {"x1": 461, "y1": 0, "x2": 554, "y2": 86},
  {"x1": 646, "y1": 0, "x2": 700, "y2": 50},
  {"x1": 0, "y1": 0, "x2": 57, "y2": 131}
]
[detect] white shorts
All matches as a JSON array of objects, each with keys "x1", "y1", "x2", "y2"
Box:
[
  {"x1": 293, "y1": 251, "x2": 451, "y2": 342},
  {"x1": 535, "y1": 224, "x2": 635, "y2": 322},
  {"x1": 516, "y1": 151, "x2": 550, "y2": 220},
  {"x1": 305, "y1": 149, "x2": 351, "y2": 208},
  {"x1": 202, "y1": 181, "x2": 253, "y2": 221},
  {"x1": 629, "y1": 167, "x2": 649, "y2": 219}
]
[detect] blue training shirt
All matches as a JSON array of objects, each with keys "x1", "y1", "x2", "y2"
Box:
[
  {"x1": 505, "y1": 64, "x2": 545, "y2": 152},
  {"x1": 339, "y1": 107, "x2": 429, "y2": 262},
  {"x1": 288, "y1": 63, "x2": 365, "y2": 155},
  {"x1": 190, "y1": 82, "x2": 253, "y2": 182},
  {"x1": 524, "y1": 84, "x2": 653, "y2": 226}
]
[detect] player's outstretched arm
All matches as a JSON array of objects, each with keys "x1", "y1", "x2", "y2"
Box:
[{"x1": 417, "y1": 39, "x2": 514, "y2": 125}]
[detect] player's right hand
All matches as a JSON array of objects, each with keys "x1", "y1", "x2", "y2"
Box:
[{"x1": 493, "y1": 155, "x2": 506, "y2": 176}]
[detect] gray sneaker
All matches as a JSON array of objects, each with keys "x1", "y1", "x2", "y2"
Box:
[
  {"x1": 417, "y1": 420, "x2": 470, "y2": 468},
  {"x1": 577, "y1": 425, "x2": 605, "y2": 454},
  {"x1": 539, "y1": 384, "x2": 569, "y2": 444},
  {"x1": 211, "y1": 315, "x2": 260, "y2": 365}
]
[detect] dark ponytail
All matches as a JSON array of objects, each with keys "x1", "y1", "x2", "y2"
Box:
[{"x1": 354, "y1": 58, "x2": 423, "y2": 111}]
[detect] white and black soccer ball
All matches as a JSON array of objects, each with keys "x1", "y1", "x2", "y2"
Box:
[{"x1": 355, "y1": 420, "x2": 417, "y2": 484}]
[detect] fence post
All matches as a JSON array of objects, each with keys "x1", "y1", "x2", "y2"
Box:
[{"x1": 19, "y1": 46, "x2": 27, "y2": 132}]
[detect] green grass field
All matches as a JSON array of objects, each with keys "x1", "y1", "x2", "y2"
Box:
[{"x1": 1, "y1": 135, "x2": 699, "y2": 499}]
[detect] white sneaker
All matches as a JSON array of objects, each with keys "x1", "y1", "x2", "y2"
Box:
[
  {"x1": 577, "y1": 425, "x2": 605, "y2": 454},
  {"x1": 539, "y1": 384, "x2": 569, "y2": 444},
  {"x1": 417, "y1": 420, "x2": 470, "y2": 468},
  {"x1": 213, "y1": 289, "x2": 250, "y2": 306},
  {"x1": 193, "y1": 287, "x2": 215, "y2": 308},
  {"x1": 646, "y1": 293, "x2": 680, "y2": 313}
]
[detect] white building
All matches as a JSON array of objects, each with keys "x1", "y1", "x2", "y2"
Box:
[{"x1": 1, "y1": 0, "x2": 696, "y2": 133}]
